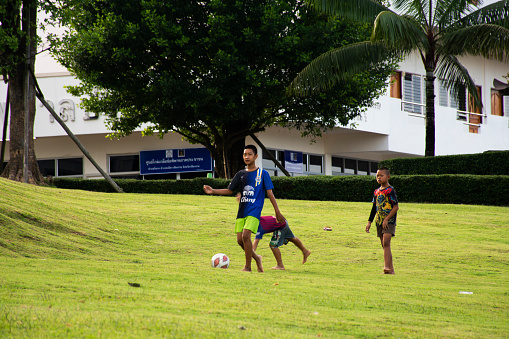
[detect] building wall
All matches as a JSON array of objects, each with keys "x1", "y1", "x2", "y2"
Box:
[{"x1": 1, "y1": 51, "x2": 508, "y2": 179}]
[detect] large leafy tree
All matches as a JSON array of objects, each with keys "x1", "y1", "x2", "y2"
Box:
[
  {"x1": 289, "y1": 0, "x2": 509, "y2": 157},
  {"x1": 0, "y1": 0, "x2": 45, "y2": 184},
  {"x1": 47, "y1": 0, "x2": 394, "y2": 178}
]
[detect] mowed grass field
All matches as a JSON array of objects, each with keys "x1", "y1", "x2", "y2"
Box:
[{"x1": 0, "y1": 177, "x2": 508, "y2": 338}]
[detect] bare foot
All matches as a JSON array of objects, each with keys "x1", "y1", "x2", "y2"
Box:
[
  {"x1": 383, "y1": 268, "x2": 395, "y2": 274},
  {"x1": 302, "y1": 250, "x2": 311, "y2": 264},
  {"x1": 242, "y1": 267, "x2": 252, "y2": 272},
  {"x1": 254, "y1": 254, "x2": 264, "y2": 273},
  {"x1": 271, "y1": 265, "x2": 285, "y2": 270}
]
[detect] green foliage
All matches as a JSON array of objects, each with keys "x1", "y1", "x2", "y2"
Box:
[
  {"x1": 52, "y1": 174, "x2": 509, "y2": 206},
  {"x1": 0, "y1": 0, "x2": 22, "y2": 79},
  {"x1": 292, "y1": 0, "x2": 509, "y2": 156},
  {"x1": 52, "y1": 177, "x2": 230, "y2": 194},
  {"x1": 379, "y1": 151, "x2": 509, "y2": 175},
  {"x1": 1, "y1": 177, "x2": 508, "y2": 338},
  {"x1": 272, "y1": 175, "x2": 376, "y2": 202},
  {"x1": 390, "y1": 175, "x2": 509, "y2": 205},
  {"x1": 47, "y1": 0, "x2": 394, "y2": 176},
  {"x1": 272, "y1": 175, "x2": 509, "y2": 205}
]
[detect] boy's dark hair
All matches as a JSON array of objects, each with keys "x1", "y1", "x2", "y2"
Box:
[
  {"x1": 378, "y1": 166, "x2": 390, "y2": 175},
  {"x1": 244, "y1": 144, "x2": 257, "y2": 155}
]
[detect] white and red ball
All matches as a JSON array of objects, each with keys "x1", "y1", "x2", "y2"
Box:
[{"x1": 211, "y1": 253, "x2": 230, "y2": 269}]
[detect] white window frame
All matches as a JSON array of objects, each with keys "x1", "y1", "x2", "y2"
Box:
[{"x1": 402, "y1": 73, "x2": 424, "y2": 115}]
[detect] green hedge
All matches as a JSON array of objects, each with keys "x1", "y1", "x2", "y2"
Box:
[
  {"x1": 52, "y1": 175, "x2": 509, "y2": 206},
  {"x1": 52, "y1": 177, "x2": 230, "y2": 194},
  {"x1": 378, "y1": 151, "x2": 509, "y2": 175}
]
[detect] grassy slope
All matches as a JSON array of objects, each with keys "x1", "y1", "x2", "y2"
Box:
[{"x1": 0, "y1": 178, "x2": 508, "y2": 338}]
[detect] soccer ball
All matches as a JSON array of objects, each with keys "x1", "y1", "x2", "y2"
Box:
[{"x1": 211, "y1": 253, "x2": 230, "y2": 269}]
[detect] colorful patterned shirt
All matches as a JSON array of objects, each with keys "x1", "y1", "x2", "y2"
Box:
[{"x1": 371, "y1": 185, "x2": 398, "y2": 225}]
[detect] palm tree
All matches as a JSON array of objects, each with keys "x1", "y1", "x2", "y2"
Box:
[{"x1": 289, "y1": 0, "x2": 509, "y2": 156}]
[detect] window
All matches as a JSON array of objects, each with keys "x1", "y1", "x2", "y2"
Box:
[
  {"x1": 439, "y1": 81, "x2": 449, "y2": 107},
  {"x1": 109, "y1": 154, "x2": 140, "y2": 173},
  {"x1": 439, "y1": 80, "x2": 468, "y2": 121},
  {"x1": 402, "y1": 73, "x2": 423, "y2": 114},
  {"x1": 263, "y1": 149, "x2": 286, "y2": 176},
  {"x1": 277, "y1": 151, "x2": 285, "y2": 169},
  {"x1": 357, "y1": 160, "x2": 369, "y2": 176},
  {"x1": 455, "y1": 87, "x2": 468, "y2": 121},
  {"x1": 38, "y1": 159, "x2": 56, "y2": 177},
  {"x1": 370, "y1": 161, "x2": 379, "y2": 174},
  {"x1": 332, "y1": 156, "x2": 378, "y2": 176},
  {"x1": 344, "y1": 158, "x2": 356, "y2": 174},
  {"x1": 58, "y1": 158, "x2": 83, "y2": 177},
  {"x1": 263, "y1": 149, "x2": 323, "y2": 176},
  {"x1": 331, "y1": 157, "x2": 344, "y2": 175},
  {"x1": 37, "y1": 158, "x2": 83, "y2": 177},
  {"x1": 309, "y1": 155, "x2": 323, "y2": 174},
  {"x1": 262, "y1": 149, "x2": 276, "y2": 170},
  {"x1": 302, "y1": 154, "x2": 308, "y2": 173}
]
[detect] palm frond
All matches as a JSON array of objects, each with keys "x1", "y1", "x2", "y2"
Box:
[
  {"x1": 287, "y1": 41, "x2": 396, "y2": 97},
  {"x1": 392, "y1": 0, "x2": 428, "y2": 25},
  {"x1": 372, "y1": 11, "x2": 428, "y2": 51},
  {"x1": 306, "y1": 0, "x2": 388, "y2": 23},
  {"x1": 454, "y1": 0, "x2": 509, "y2": 28},
  {"x1": 435, "y1": 0, "x2": 482, "y2": 28},
  {"x1": 439, "y1": 24, "x2": 509, "y2": 62},
  {"x1": 435, "y1": 54, "x2": 482, "y2": 109}
]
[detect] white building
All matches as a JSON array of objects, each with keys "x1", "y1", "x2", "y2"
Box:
[{"x1": 1, "y1": 49, "x2": 508, "y2": 179}]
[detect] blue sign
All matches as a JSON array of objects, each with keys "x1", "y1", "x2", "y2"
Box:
[
  {"x1": 284, "y1": 150, "x2": 303, "y2": 173},
  {"x1": 140, "y1": 148, "x2": 213, "y2": 175}
]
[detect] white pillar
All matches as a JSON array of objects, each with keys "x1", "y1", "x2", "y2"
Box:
[{"x1": 324, "y1": 153, "x2": 332, "y2": 175}]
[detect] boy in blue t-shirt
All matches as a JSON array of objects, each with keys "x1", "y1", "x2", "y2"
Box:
[{"x1": 203, "y1": 145, "x2": 284, "y2": 272}]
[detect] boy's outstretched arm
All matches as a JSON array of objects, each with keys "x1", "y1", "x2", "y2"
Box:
[
  {"x1": 266, "y1": 189, "x2": 284, "y2": 223},
  {"x1": 203, "y1": 185, "x2": 233, "y2": 196}
]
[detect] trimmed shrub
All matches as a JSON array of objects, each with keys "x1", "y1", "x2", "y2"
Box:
[
  {"x1": 52, "y1": 175, "x2": 509, "y2": 206},
  {"x1": 52, "y1": 177, "x2": 230, "y2": 194},
  {"x1": 389, "y1": 175, "x2": 509, "y2": 205},
  {"x1": 379, "y1": 151, "x2": 509, "y2": 175}
]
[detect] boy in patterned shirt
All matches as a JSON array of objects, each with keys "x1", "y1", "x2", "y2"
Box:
[
  {"x1": 365, "y1": 167, "x2": 399, "y2": 274},
  {"x1": 203, "y1": 145, "x2": 284, "y2": 273}
]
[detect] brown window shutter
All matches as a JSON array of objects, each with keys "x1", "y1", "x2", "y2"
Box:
[
  {"x1": 491, "y1": 89, "x2": 503, "y2": 116},
  {"x1": 390, "y1": 71, "x2": 402, "y2": 99}
]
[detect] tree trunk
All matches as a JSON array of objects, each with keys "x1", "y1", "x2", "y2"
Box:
[
  {"x1": 1, "y1": 0, "x2": 44, "y2": 184},
  {"x1": 424, "y1": 69, "x2": 436, "y2": 157},
  {"x1": 212, "y1": 136, "x2": 245, "y2": 179},
  {"x1": 229, "y1": 137, "x2": 246, "y2": 177}
]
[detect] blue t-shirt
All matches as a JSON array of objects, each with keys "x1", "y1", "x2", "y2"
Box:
[{"x1": 228, "y1": 168, "x2": 273, "y2": 220}]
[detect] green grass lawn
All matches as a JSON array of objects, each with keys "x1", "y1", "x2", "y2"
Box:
[{"x1": 0, "y1": 177, "x2": 507, "y2": 338}]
